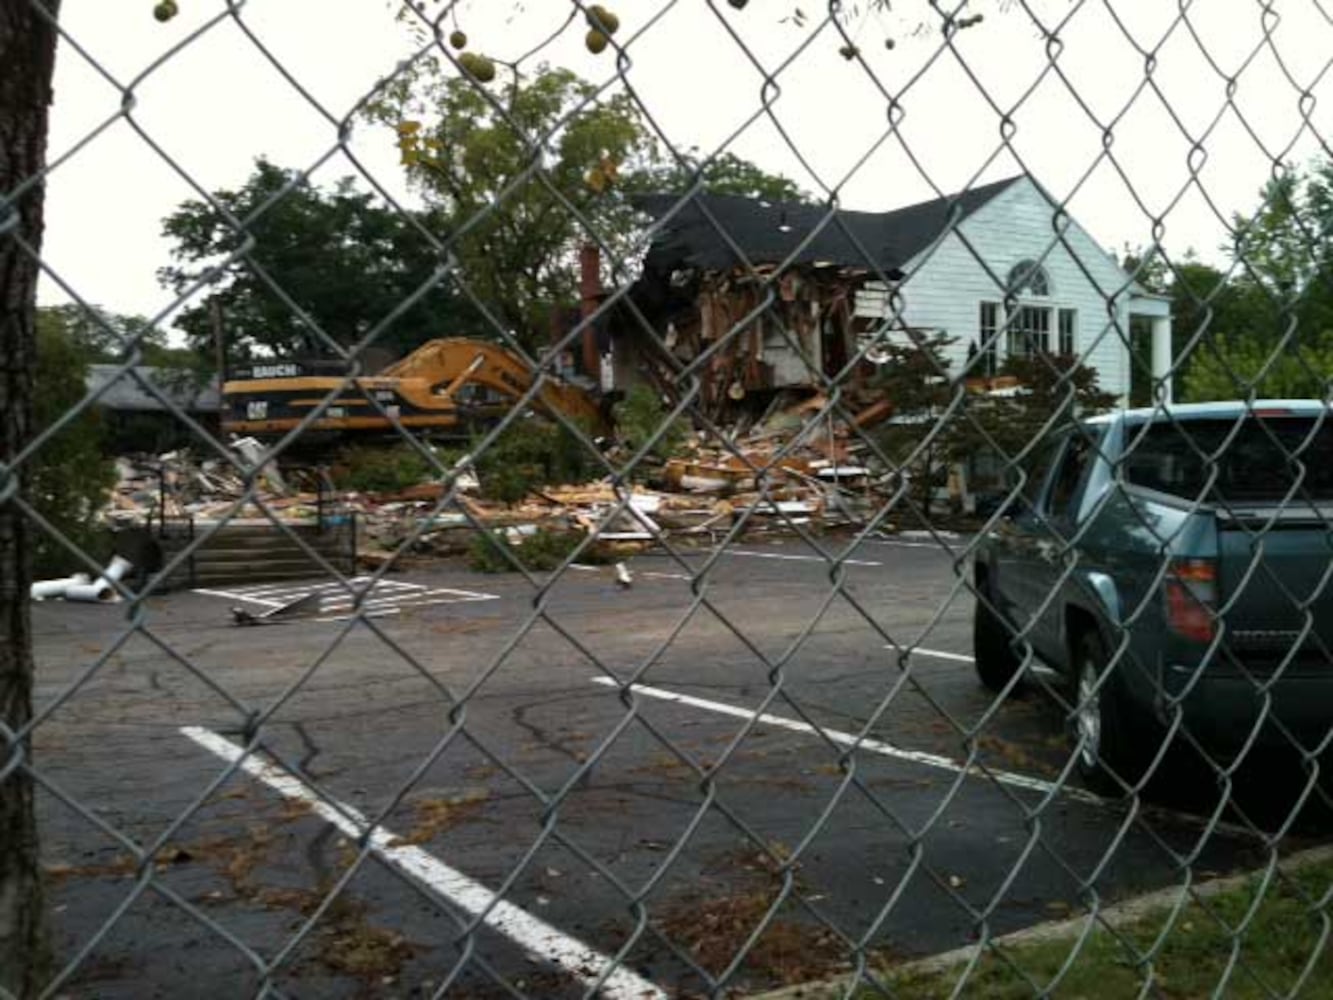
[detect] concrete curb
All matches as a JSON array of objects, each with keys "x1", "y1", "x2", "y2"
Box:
[{"x1": 751, "y1": 843, "x2": 1333, "y2": 999}]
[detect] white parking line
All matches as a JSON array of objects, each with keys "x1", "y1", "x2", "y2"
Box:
[
  {"x1": 196, "y1": 579, "x2": 499, "y2": 622},
  {"x1": 592, "y1": 678, "x2": 1260, "y2": 840},
  {"x1": 891, "y1": 647, "x2": 977, "y2": 664},
  {"x1": 316, "y1": 589, "x2": 500, "y2": 621},
  {"x1": 191, "y1": 587, "x2": 285, "y2": 608},
  {"x1": 180, "y1": 726, "x2": 666, "y2": 1000},
  {"x1": 228, "y1": 577, "x2": 423, "y2": 601},
  {"x1": 889, "y1": 646, "x2": 1065, "y2": 679},
  {"x1": 320, "y1": 587, "x2": 497, "y2": 612},
  {"x1": 589, "y1": 676, "x2": 1102, "y2": 804},
  {"x1": 568, "y1": 564, "x2": 694, "y2": 582},
  {"x1": 720, "y1": 549, "x2": 883, "y2": 567},
  {"x1": 244, "y1": 583, "x2": 422, "y2": 603},
  {"x1": 863, "y1": 539, "x2": 950, "y2": 550}
]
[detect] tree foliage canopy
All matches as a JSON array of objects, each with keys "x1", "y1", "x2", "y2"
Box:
[
  {"x1": 30, "y1": 309, "x2": 117, "y2": 576},
  {"x1": 1122, "y1": 160, "x2": 1333, "y2": 402},
  {"x1": 36, "y1": 302, "x2": 199, "y2": 371},
  {"x1": 367, "y1": 64, "x2": 805, "y2": 351},
  {"x1": 159, "y1": 158, "x2": 485, "y2": 364},
  {"x1": 159, "y1": 67, "x2": 803, "y2": 366}
]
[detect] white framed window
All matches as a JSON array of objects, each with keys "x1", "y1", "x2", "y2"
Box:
[
  {"x1": 1058, "y1": 308, "x2": 1077, "y2": 356},
  {"x1": 1006, "y1": 304, "x2": 1051, "y2": 356},
  {"x1": 981, "y1": 301, "x2": 1077, "y2": 361},
  {"x1": 1007, "y1": 259, "x2": 1051, "y2": 298},
  {"x1": 978, "y1": 302, "x2": 1000, "y2": 375}
]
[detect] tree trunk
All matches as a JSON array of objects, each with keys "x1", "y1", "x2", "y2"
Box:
[{"x1": 1, "y1": 1, "x2": 61, "y2": 993}]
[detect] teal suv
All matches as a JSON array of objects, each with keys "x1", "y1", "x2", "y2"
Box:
[{"x1": 972, "y1": 401, "x2": 1333, "y2": 789}]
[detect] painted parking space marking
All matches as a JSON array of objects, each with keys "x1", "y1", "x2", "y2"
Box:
[
  {"x1": 240, "y1": 579, "x2": 422, "y2": 602},
  {"x1": 569, "y1": 563, "x2": 693, "y2": 582},
  {"x1": 591, "y1": 675, "x2": 1099, "y2": 802},
  {"x1": 890, "y1": 645, "x2": 1061, "y2": 678},
  {"x1": 317, "y1": 588, "x2": 500, "y2": 622},
  {"x1": 863, "y1": 539, "x2": 954, "y2": 550},
  {"x1": 718, "y1": 549, "x2": 883, "y2": 567},
  {"x1": 194, "y1": 576, "x2": 499, "y2": 622},
  {"x1": 590, "y1": 677, "x2": 1262, "y2": 840},
  {"x1": 890, "y1": 646, "x2": 978, "y2": 664},
  {"x1": 192, "y1": 586, "x2": 287, "y2": 609},
  {"x1": 180, "y1": 726, "x2": 666, "y2": 1000}
]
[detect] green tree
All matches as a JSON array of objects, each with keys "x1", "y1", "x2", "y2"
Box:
[
  {"x1": 868, "y1": 332, "x2": 957, "y2": 510},
  {"x1": 1174, "y1": 162, "x2": 1333, "y2": 400},
  {"x1": 634, "y1": 150, "x2": 808, "y2": 203},
  {"x1": 945, "y1": 352, "x2": 1118, "y2": 487},
  {"x1": 1182, "y1": 330, "x2": 1333, "y2": 402},
  {"x1": 1232, "y1": 170, "x2": 1332, "y2": 300},
  {"x1": 1119, "y1": 242, "x2": 1170, "y2": 294},
  {"x1": 29, "y1": 312, "x2": 117, "y2": 578},
  {"x1": 371, "y1": 66, "x2": 649, "y2": 349},
  {"x1": 159, "y1": 158, "x2": 485, "y2": 364},
  {"x1": 35, "y1": 302, "x2": 200, "y2": 370},
  {"x1": 368, "y1": 65, "x2": 803, "y2": 351},
  {"x1": 613, "y1": 383, "x2": 689, "y2": 469}
]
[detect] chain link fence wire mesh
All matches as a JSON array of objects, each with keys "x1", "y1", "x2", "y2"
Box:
[{"x1": 5, "y1": 0, "x2": 1333, "y2": 996}]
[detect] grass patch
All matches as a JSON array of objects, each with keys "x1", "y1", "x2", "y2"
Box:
[{"x1": 875, "y1": 854, "x2": 1333, "y2": 998}]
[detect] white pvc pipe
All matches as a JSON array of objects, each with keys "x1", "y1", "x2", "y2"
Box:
[
  {"x1": 100, "y1": 555, "x2": 133, "y2": 584},
  {"x1": 64, "y1": 580, "x2": 115, "y2": 603},
  {"x1": 30, "y1": 556, "x2": 134, "y2": 603},
  {"x1": 30, "y1": 573, "x2": 90, "y2": 601}
]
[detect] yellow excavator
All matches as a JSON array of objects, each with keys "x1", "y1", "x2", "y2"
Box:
[{"x1": 221, "y1": 338, "x2": 608, "y2": 441}]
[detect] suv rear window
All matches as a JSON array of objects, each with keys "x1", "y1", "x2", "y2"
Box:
[{"x1": 1123, "y1": 415, "x2": 1333, "y2": 502}]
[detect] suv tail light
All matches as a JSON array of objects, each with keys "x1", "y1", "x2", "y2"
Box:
[{"x1": 1165, "y1": 558, "x2": 1217, "y2": 643}]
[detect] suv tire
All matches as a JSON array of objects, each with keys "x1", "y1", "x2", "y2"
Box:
[
  {"x1": 1071, "y1": 628, "x2": 1153, "y2": 794},
  {"x1": 974, "y1": 577, "x2": 1022, "y2": 693}
]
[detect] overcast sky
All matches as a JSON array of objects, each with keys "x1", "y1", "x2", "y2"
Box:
[{"x1": 38, "y1": 0, "x2": 1333, "y2": 330}]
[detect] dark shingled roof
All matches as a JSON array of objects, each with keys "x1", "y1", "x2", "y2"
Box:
[
  {"x1": 87, "y1": 365, "x2": 221, "y2": 413},
  {"x1": 635, "y1": 175, "x2": 1025, "y2": 276}
]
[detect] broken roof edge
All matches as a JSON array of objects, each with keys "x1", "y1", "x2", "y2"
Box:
[{"x1": 631, "y1": 174, "x2": 1028, "y2": 277}]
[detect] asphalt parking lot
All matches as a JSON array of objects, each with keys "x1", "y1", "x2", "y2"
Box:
[{"x1": 30, "y1": 533, "x2": 1326, "y2": 998}]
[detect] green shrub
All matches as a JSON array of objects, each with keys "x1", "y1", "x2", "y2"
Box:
[
  {"x1": 333, "y1": 443, "x2": 443, "y2": 494},
  {"x1": 30, "y1": 317, "x2": 117, "y2": 578},
  {"x1": 472, "y1": 419, "x2": 598, "y2": 504},
  {"x1": 468, "y1": 528, "x2": 607, "y2": 573},
  {"x1": 613, "y1": 385, "x2": 689, "y2": 468}
]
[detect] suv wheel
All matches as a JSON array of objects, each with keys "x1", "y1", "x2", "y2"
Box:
[
  {"x1": 1071, "y1": 629, "x2": 1151, "y2": 794},
  {"x1": 973, "y1": 577, "x2": 1021, "y2": 693}
]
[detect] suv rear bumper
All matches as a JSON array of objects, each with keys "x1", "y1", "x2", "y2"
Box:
[{"x1": 1155, "y1": 664, "x2": 1333, "y2": 752}]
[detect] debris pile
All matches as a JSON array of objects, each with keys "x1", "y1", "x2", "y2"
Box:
[
  {"x1": 91, "y1": 389, "x2": 958, "y2": 576},
  {"x1": 349, "y1": 391, "x2": 909, "y2": 568},
  {"x1": 103, "y1": 439, "x2": 326, "y2": 526}
]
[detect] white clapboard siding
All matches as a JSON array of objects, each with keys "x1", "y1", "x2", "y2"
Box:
[{"x1": 864, "y1": 177, "x2": 1135, "y2": 401}]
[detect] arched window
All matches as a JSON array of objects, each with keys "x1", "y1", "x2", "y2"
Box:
[{"x1": 1007, "y1": 259, "x2": 1051, "y2": 297}]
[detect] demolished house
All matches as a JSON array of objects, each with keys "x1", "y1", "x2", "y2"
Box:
[
  {"x1": 615, "y1": 174, "x2": 1170, "y2": 411},
  {"x1": 614, "y1": 181, "x2": 1027, "y2": 419}
]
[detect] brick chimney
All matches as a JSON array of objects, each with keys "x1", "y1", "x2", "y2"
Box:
[{"x1": 578, "y1": 242, "x2": 601, "y2": 376}]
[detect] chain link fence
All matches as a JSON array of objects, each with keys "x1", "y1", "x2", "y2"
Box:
[{"x1": 4, "y1": 0, "x2": 1333, "y2": 996}]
